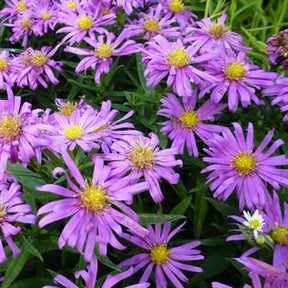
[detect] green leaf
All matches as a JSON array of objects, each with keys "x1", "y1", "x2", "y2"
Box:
[
  {"x1": 10, "y1": 277, "x2": 52, "y2": 288},
  {"x1": 95, "y1": 249, "x2": 122, "y2": 272},
  {"x1": 138, "y1": 213, "x2": 186, "y2": 225},
  {"x1": 207, "y1": 197, "x2": 240, "y2": 218},
  {"x1": 2, "y1": 251, "x2": 30, "y2": 288},
  {"x1": 170, "y1": 196, "x2": 192, "y2": 215},
  {"x1": 22, "y1": 238, "x2": 43, "y2": 262}
]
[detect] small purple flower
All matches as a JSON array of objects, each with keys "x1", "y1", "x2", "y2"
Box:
[
  {"x1": 102, "y1": 132, "x2": 182, "y2": 203},
  {"x1": 185, "y1": 13, "x2": 250, "y2": 53},
  {"x1": 199, "y1": 51, "x2": 277, "y2": 112},
  {"x1": 37, "y1": 150, "x2": 148, "y2": 261},
  {"x1": 12, "y1": 45, "x2": 63, "y2": 90},
  {"x1": 142, "y1": 35, "x2": 218, "y2": 97},
  {"x1": 0, "y1": 177, "x2": 36, "y2": 263},
  {"x1": 202, "y1": 122, "x2": 288, "y2": 210},
  {"x1": 65, "y1": 30, "x2": 140, "y2": 84},
  {"x1": 262, "y1": 74, "x2": 288, "y2": 121},
  {"x1": 0, "y1": 0, "x2": 31, "y2": 22},
  {"x1": 158, "y1": 92, "x2": 226, "y2": 157},
  {"x1": 119, "y1": 222, "x2": 204, "y2": 288},
  {"x1": 114, "y1": 0, "x2": 144, "y2": 15},
  {"x1": 44, "y1": 256, "x2": 150, "y2": 288}
]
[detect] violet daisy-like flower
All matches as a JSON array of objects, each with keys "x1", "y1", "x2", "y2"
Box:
[
  {"x1": 236, "y1": 257, "x2": 288, "y2": 287},
  {"x1": 44, "y1": 256, "x2": 150, "y2": 288},
  {"x1": 267, "y1": 29, "x2": 288, "y2": 69},
  {"x1": 65, "y1": 30, "x2": 140, "y2": 84},
  {"x1": 202, "y1": 122, "x2": 288, "y2": 210},
  {"x1": 37, "y1": 151, "x2": 148, "y2": 261},
  {"x1": 0, "y1": 0, "x2": 31, "y2": 22},
  {"x1": 157, "y1": 92, "x2": 226, "y2": 157},
  {"x1": 0, "y1": 177, "x2": 36, "y2": 263},
  {"x1": 0, "y1": 96, "x2": 49, "y2": 178},
  {"x1": 102, "y1": 132, "x2": 182, "y2": 203},
  {"x1": 142, "y1": 35, "x2": 218, "y2": 97},
  {"x1": 262, "y1": 74, "x2": 288, "y2": 121},
  {"x1": 185, "y1": 13, "x2": 250, "y2": 54},
  {"x1": 12, "y1": 45, "x2": 63, "y2": 90},
  {"x1": 56, "y1": 4, "x2": 115, "y2": 45},
  {"x1": 199, "y1": 51, "x2": 277, "y2": 112},
  {"x1": 54, "y1": 97, "x2": 90, "y2": 117},
  {"x1": 114, "y1": 0, "x2": 144, "y2": 15},
  {"x1": 127, "y1": 4, "x2": 181, "y2": 40},
  {"x1": 119, "y1": 221, "x2": 203, "y2": 288}
]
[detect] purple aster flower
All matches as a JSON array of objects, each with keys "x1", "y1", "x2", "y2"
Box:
[
  {"x1": 267, "y1": 29, "x2": 288, "y2": 69},
  {"x1": 54, "y1": 97, "x2": 90, "y2": 118},
  {"x1": 236, "y1": 257, "x2": 288, "y2": 287},
  {"x1": 119, "y1": 222, "x2": 204, "y2": 288},
  {"x1": 0, "y1": 177, "x2": 36, "y2": 263},
  {"x1": 127, "y1": 4, "x2": 181, "y2": 40},
  {"x1": 114, "y1": 0, "x2": 144, "y2": 15},
  {"x1": 142, "y1": 35, "x2": 218, "y2": 97},
  {"x1": 37, "y1": 150, "x2": 148, "y2": 261},
  {"x1": 262, "y1": 74, "x2": 288, "y2": 121},
  {"x1": 56, "y1": 4, "x2": 115, "y2": 45},
  {"x1": 12, "y1": 45, "x2": 63, "y2": 90},
  {"x1": 101, "y1": 132, "x2": 182, "y2": 203},
  {"x1": 0, "y1": 0, "x2": 31, "y2": 22},
  {"x1": 65, "y1": 30, "x2": 140, "y2": 84},
  {"x1": 202, "y1": 122, "x2": 288, "y2": 210},
  {"x1": 44, "y1": 255, "x2": 150, "y2": 288},
  {"x1": 199, "y1": 51, "x2": 277, "y2": 112},
  {"x1": 0, "y1": 96, "x2": 49, "y2": 178},
  {"x1": 157, "y1": 92, "x2": 226, "y2": 157},
  {"x1": 185, "y1": 13, "x2": 250, "y2": 54}
]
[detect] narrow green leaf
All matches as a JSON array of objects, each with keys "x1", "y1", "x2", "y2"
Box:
[
  {"x1": 170, "y1": 196, "x2": 192, "y2": 215},
  {"x1": 22, "y1": 238, "x2": 43, "y2": 262},
  {"x1": 138, "y1": 213, "x2": 186, "y2": 225}
]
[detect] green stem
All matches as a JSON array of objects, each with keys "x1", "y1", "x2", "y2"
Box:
[
  {"x1": 204, "y1": 0, "x2": 211, "y2": 18},
  {"x1": 275, "y1": 0, "x2": 288, "y2": 34}
]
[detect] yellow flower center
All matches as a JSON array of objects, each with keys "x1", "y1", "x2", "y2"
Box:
[
  {"x1": 80, "y1": 184, "x2": 110, "y2": 213},
  {"x1": 60, "y1": 103, "x2": 77, "y2": 117},
  {"x1": 249, "y1": 219, "x2": 261, "y2": 230},
  {"x1": 40, "y1": 12, "x2": 52, "y2": 20},
  {"x1": 231, "y1": 152, "x2": 257, "y2": 176},
  {"x1": 180, "y1": 111, "x2": 199, "y2": 129},
  {"x1": 224, "y1": 62, "x2": 248, "y2": 81},
  {"x1": 64, "y1": 125, "x2": 83, "y2": 140},
  {"x1": 95, "y1": 44, "x2": 112, "y2": 59},
  {"x1": 0, "y1": 58, "x2": 9, "y2": 71},
  {"x1": 168, "y1": 0, "x2": 184, "y2": 13},
  {"x1": 271, "y1": 227, "x2": 288, "y2": 245},
  {"x1": 208, "y1": 22, "x2": 228, "y2": 39},
  {"x1": 128, "y1": 144, "x2": 155, "y2": 171},
  {"x1": 0, "y1": 198, "x2": 7, "y2": 224},
  {"x1": 167, "y1": 48, "x2": 189, "y2": 68},
  {"x1": 77, "y1": 16, "x2": 93, "y2": 30},
  {"x1": 150, "y1": 244, "x2": 170, "y2": 265},
  {"x1": 32, "y1": 51, "x2": 47, "y2": 67},
  {"x1": 67, "y1": 0, "x2": 77, "y2": 10},
  {"x1": 17, "y1": 0, "x2": 28, "y2": 11},
  {"x1": 20, "y1": 17, "x2": 32, "y2": 30},
  {"x1": 0, "y1": 114, "x2": 22, "y2": 142},
  {"x1": 144, "y1": 19, "x2": 160, "y2": 33}
]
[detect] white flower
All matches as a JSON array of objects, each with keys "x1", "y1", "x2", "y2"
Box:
[{"x1": 243, "y1": 210, "x2": 265, "y2": 239}]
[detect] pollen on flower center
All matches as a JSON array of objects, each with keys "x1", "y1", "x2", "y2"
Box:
[
  {"x1": 224, "y1": 62, "x2": 248, "y2": 81},
  {"x1": 180, "y1": 111, "x2": 199, "y2": 129},
  {"x1": 40, "y1": 12, "x2": 52, "y2": 20},
  {"x1": 77, "y1": 16, "x2": 93, "y2": 30},
  {"x1": 67, "y1": 0, "x2": 77, "y2": 10},
  {"x1": 208, "y1": 22, "x2": 228, "y2": 39},
  {"x1": 0, "y1": 114, "x2": 22, "y2": 142},
  {"x1": 0, "y1": 197, "x2": 7, "y2": 224},
  {"x1": 150, "y1": 244, "x2": 170, "y2": 265},
  {"x1": 60, "y1": 102, "x2": 77, "y2": 117},
  {"x1": 32, "y1": 51, "x2": 47, "y2": 67},
  {"x1": 0, "y1": 58, "x2": 9, "y2": 71},
  {"x1": 17, "y1": 0, "x2": 28, "y2": 11},
  {"x1": 20, "y1": 17, "x2": 32, "y2": 30},
  {"x1": 167, "y1": 48, "x2": 189, "y2": 68},
  {"x1": 271, "y1": 227, "x2": 288, "y2": 245},
  {"x1": 128, "y1": 144, "x2": 155, "y2": 170},
  {"x1": 249, "y1": 219, "x2": 261, "y2": 230},
  {"x1": 95, "y1": 44, "x2": 112, "y2": 59},
  {"x1": 80, "y1": 184, "x2": 110, "y2": 213},
  {"x1": 64, "y1": 125, "x2": 83, "y2": 140},
  {"x1": 168, "y1": 0, "x2": 184, "y2": 13},
  {"x1": 144, "y1": 19, "x2": 160, "y2": 33},
  {"x1": 231, "y1": 152, "x2": 257, "y2": 176}
]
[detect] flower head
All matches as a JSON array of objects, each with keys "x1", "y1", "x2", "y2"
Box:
[
  {"x1": 202, "y1": 122, "x2": 288, "y2": 210},
  {"x1": 119, "y1": 222, "x2": 203, "y2": 288},
  {"x1": 242, "y1": 210, "x2": 266, "y2": 239}
]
